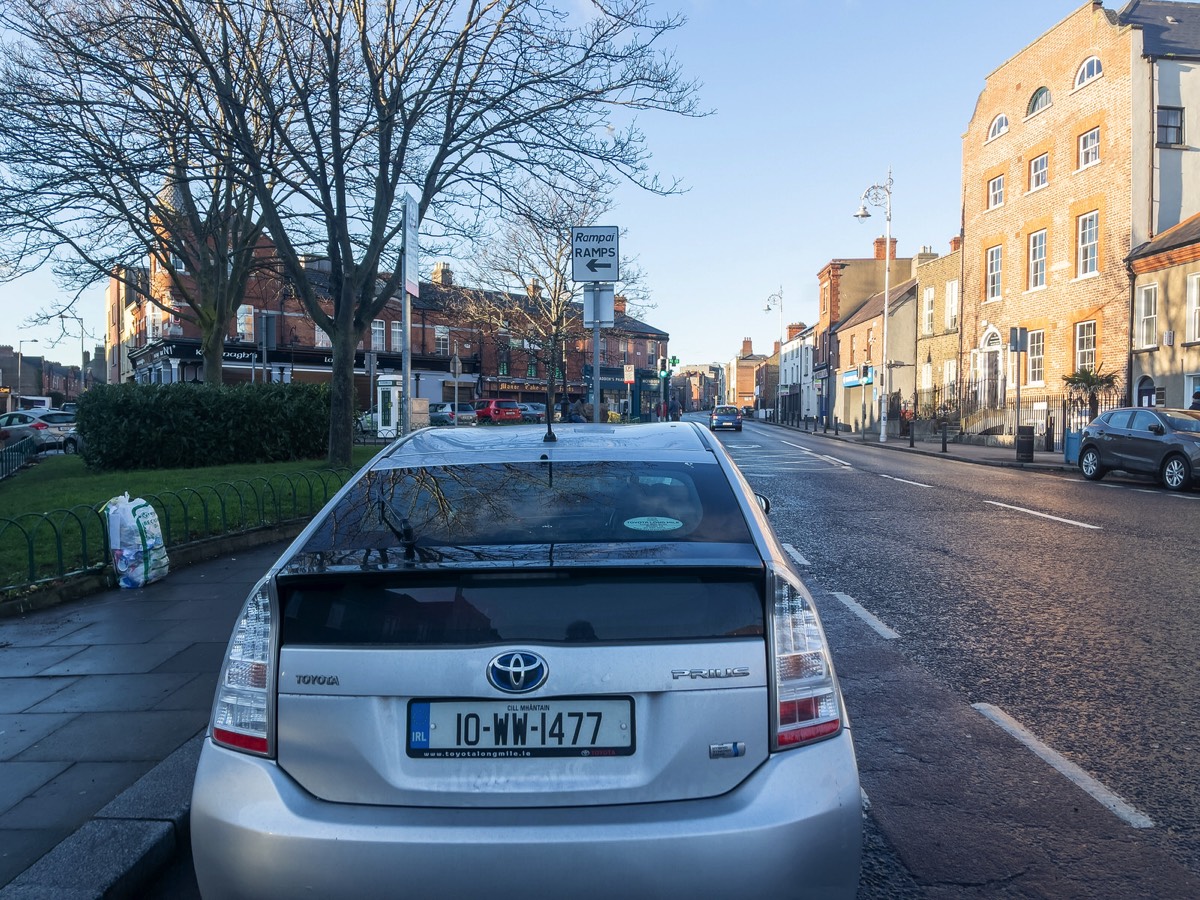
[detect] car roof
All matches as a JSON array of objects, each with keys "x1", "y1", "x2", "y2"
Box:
[{"x1": 376, "y1": 421, "x2": 715, "y2": 467}]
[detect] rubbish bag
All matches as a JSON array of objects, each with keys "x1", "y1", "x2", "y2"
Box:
[{"x1": 105, "y1": 493, "x2": 170, "y2": 588}]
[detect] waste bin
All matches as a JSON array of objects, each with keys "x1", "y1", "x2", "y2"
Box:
[
  {"x1": 1015, "y1": 425, "x2": 1035, "y2": 462},
  {"x1": 1063, "y1": 429, "x2": 1081, "y2": 465}
]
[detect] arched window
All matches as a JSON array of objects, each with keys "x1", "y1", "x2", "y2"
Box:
[
  {"x1": 1075, "y1": 56, "x2": 1103, "y2": 88},
  {"x1": 1027, "y1": 87, "x2": 1051, "y2": 116},
  {"x1": 988, "y1": 114, "x2": 1009, "y2": 141}
]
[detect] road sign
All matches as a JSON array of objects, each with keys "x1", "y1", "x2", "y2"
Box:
[
  {"x1": 624, "y1": 364, "x2": 635, "y2": 384},
  {"x1": 583, "y1": 283, "x2": 615, "y2": 327},
  {"x1": 571, "y1": 226, "x2": 619, "y2": 282}
]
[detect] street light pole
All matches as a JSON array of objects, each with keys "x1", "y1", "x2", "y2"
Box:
[
  {"x1": 763, "y1": 288, "x2": 783, "y2": 424},
  {"x1": 59, "y1": 313, "x2": 86, "y2": 398},
  {"x1": 17, "y1": 338, "x2": 38, "y2": 403},
  {"x1": 854, "y1": 168, "x2": 893, "y2": 443}
]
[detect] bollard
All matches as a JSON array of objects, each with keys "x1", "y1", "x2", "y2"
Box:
[
  {"x1": 941, "y1": 422, "x2": 948, "y2": 453},
  {"x1": 823, "y1": 417, "x2": 828, "y2": 434},
  {"x1": 834, "y1": 417, "x2": 840, "y2": 435},
  {"x1": 909, "y1": 422, "x2": 915, "y2": 448}
]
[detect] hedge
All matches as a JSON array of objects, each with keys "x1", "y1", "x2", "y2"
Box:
[{"x1": 73, "y1": 382, "x2": 332, "y2": 470}]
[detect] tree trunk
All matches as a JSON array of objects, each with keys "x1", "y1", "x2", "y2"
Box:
[
  {"x1": 327, "y1": 325, "x2": 357, "y2": 467},
  {"x1": 200, "y1": 327, "x2": 225, "y2": 384}
]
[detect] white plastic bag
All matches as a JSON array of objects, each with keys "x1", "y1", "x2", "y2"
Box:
[{"x1": 105, "y1": 492, "x2": 170, "y2": 589}]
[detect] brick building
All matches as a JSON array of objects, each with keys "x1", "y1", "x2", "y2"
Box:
[
  {"x1": 1128, "y1": 210, "x2": 1200, "y2": 406},
  {"x1": 960, "y1": 0, "x2": 1200, "y2": 436},
  {"x1": 813, "y1": 237, "x2": 911, "y2": 427},
  {"x1": 913, "y1": 240, "x2": 963, "y2": 419}
]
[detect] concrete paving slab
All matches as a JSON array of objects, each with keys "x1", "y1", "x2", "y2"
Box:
[
  {"x1": 149, "y1": 643, "x2": 226, "y2": 674},
  {"x1": 0, "y1": 678, "x2": 78, "y2": 714},
  {"x1": 0, "y1": 763, "x2": 69, "y2": 815},
  {"x1": 35, "y1": 643, "x2": 191, "y2": 677},
  {"x1": 0, "y1": 714, "x2": 77, "y2": 760},
  {"x1": 0, "y1": 647, "x2": 84, "y2": 675},
  {"x1": 151, "y1": 673, "x2": 218, "y2": 712},
  {"x1": 12, "y1": 710, "x2": 206, "y2": 763},
  {"x1": 0, "y1": 830, "x2": 68, "y2": 888},
  {"x1": 46, "y1": 621, "x2": 175, "y2": 646},
  {"x1": 26, "y1": 674, "x2": 193, "y2": 714},
  {"x1": 0, "y1": 762, "x2": 153, "y2": 830}
]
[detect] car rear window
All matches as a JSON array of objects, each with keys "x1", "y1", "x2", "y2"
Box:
[
  {"x1": 40, "y1": 413, "x2": 75, "y2": 425},
  {"x1": 714, "y1": 407, "x2": 737, "y2": 415},
  {"x1": 278, "y1": 570, "x2": 764, "y2": 646},
  {"x1": 297, "y1": 460, "x2": 754, "y2": 553}
]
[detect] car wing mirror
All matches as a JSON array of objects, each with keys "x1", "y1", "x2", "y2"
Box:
[
  {"x1": 1150, "y1": 423, "x2": 1165, "y2": 435},
  {"x1": 755, "y1": 493, "x2": 771, "y2": 515}
]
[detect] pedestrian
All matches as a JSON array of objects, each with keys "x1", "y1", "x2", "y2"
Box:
[
  {"x1": 1190, "y1": 390, "x2": 1200, "y2": 411},
  {"x1": 569, "y1": 396, "x2": 586, "y2": 423},
  {"x1": 669, "y1": 396, "x2": 681, "y2": 422}
]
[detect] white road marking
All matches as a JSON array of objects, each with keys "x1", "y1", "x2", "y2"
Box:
[
  {"x1": 830, "y1": 592, "x2": 900, "y2": 640},
  {"x1": 972, "y1": 704, "x2": 1154, "y2": 829},
  {"x1": 782, "y1": 543, "x2": 810, "y2": 566},
  {"x1": 779, "y1": 440, "x2": 852, "y2": 467},
  {"x1": 984, "y1": 500, "x2": 1101, "y2": 530},
  {"x1": 879, "y1": 474, "x2": 933, "y2": 488}
]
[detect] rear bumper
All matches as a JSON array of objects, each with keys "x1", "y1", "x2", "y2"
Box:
[{"x1": 192, "y1": 730, "x2": 861, "y2": 900}]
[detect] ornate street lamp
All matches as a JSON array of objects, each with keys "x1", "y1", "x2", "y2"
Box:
[
  {"x1": 17, "y1": 338, "x2": 38, "y2": 401},
  {"x1": 854, "y1": 168, "x2": 893, "y2": 443},
  {"x1": 763, "y1": 288, "x2": 784, "y2": 423}
]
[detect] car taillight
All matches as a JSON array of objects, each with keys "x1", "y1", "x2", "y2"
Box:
[
  {"x1": 211, "y1": 579, "x2": 274, "y2": 756},
  {"x1": 31, "y1": 421, "x2": 48, "y2": 430},
  {"x1": 448, "y1": 411, "x2": 456, "y2": 421},
  {"x1": 768, "y1": 563, "x2": 843, "y2": 750}
]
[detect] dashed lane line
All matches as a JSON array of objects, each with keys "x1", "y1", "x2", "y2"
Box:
[
  {"x1": 879, "y1": 473, "x2": 933, "y2": 488},
  {"x1": 830, "y1": 592, "x2": 900, "y2": 640},
  {"x1": 972, "y1": 703, "x2": 1154, "y2": 829},
  {"x1": 779, "y1": 440, "x2": 852, "y2": 467},
  {"x1": 984, "y1": 500, "x2": 1102, "y2": 530},
  {"x1": 782, "y1": 543, "x2": 810, "y2": 566}
]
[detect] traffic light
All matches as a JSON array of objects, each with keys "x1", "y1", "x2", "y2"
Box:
[
  {"x1": 860, "y1": 363, "x2": 870, "y2": 380},
  {"x1": 658, "y1": 357, "x2": 668, "y2": 378}
]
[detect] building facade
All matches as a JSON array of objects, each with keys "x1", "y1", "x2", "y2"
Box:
[
  {"x1": 1128, "y1": 211, "x2": 1200, "y2": 405},
  {"x1": 960, "y1": 0, "x2": 1200, "y2": 436}
]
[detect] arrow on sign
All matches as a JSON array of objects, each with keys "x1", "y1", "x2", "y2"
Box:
[{"x1": 586, "y1": 258, "x2": 613, "y2": 273}]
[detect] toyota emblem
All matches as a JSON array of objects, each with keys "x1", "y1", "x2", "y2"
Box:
[{"x1": 487, "y1": 651, "x2": 548, "y2": 693}]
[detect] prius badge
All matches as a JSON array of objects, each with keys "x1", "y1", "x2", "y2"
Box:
[{"x1": 487, "y1": 651, "x2": 549, "y2": 694}]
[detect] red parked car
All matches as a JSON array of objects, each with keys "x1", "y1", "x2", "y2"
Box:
[{"x1": 472, "y1": 399, "x2": 523, "y2": 424}]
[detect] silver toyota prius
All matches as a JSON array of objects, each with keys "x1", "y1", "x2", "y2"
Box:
[{"x1": 191, "y1": 422, "x2": 862, "y2": 898}]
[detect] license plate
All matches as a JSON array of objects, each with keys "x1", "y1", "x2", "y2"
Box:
[{"x1": 407, "y1": 697, "x2": 635, "y2": 758}]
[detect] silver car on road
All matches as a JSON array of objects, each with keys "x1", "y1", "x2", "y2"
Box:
[{"x1": 191, "y1": 422, "x2": 861, "y2": 899}]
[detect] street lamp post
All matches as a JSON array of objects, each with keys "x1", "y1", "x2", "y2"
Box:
[
  {"x1": 17, "y1": 338, "x2": 38, "y2": 403},
  {"x1": 854, "y1": 168, "x2": 893, "y2": 443},
  {"x1": 59, "y1": 312, "x2": 86, "y2": 398},
  {"x1": 763, "y1": 288, "x2": 784, "y2": 424}
]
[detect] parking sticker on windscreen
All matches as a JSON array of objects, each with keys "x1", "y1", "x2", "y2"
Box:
[{"x1": 623, "y1": 516, "x2": 683, "y2": 532}]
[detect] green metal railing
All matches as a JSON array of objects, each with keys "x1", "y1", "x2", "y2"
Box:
[
  {"x1": 1, "y1": 437, "x2": 38, "y2": 482},
  {"x1": 0, "y1": 468, "x2": 352, "y2": 597}
]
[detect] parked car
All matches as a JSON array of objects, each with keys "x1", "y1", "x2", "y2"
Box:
[
  {"x1": 354, "y1": 408, "x2": 377, "y2": 434},
  {"x1": 1078, "y1": 406, "x2": 1200, "y2": 491},
  {"x1": 473, "y1": 398, "x2": 523, "y2": 424},
  {"x1": 709, "y1": 404, "x2": 743, "y2": 432},
  {"x1": 517, "y1": 402, "x2": 547, "y2": 424},
  {"x1": 429, "y1": 402, "x2": 478, "y2": 426},
  {"x1": 62, "y1": 428, "x2": 85, "y2": 455},
  {"x1": 190, "y1": 422, "x2": 861, "y2": 898},
  {"x1": 0, "y1": 408, "x2": 75, "y2": 450}
]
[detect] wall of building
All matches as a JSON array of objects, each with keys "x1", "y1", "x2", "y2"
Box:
[
  {"x1": 914, "y1": 247, "x2": 963, "y2": 411},
  {"x1": 962, "y1": 2, "x2": 1133, "y2": 410}
]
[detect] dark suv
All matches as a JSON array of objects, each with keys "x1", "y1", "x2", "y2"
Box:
[
  {"x1": 473, "y1": 399, "x2": 523, "y2": 424},
  {"x1": 1079, "y1": 407, "x2": 1200, "y2": 491}
]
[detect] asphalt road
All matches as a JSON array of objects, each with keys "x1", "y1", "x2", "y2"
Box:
[
  {"x1": 719, "y1": 421, "x2": 1200, "y2": 896},
  {"x1": 145, "y1": 418, "x2": 1200, "y2": 897}
]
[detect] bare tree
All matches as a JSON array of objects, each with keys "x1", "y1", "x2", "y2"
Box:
[
  {"x1": 152, "y1": 0, "x2": 700, "y2": 465},
  {"x1": 0, "y1": 0, "x2": 279, "y2": 382},
  {"x1": 456, "y1": 181, "x2": 647, "y2": 436}
]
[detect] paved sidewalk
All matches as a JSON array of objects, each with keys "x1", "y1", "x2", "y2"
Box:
[
  {"x1": 757, "y1": 417, "x2": 1075, "y2": 471},
  {"x1": 0, "y1": 541, "x2": 287, "y2": 898},
  {"x1": 0, "y1": 426, "x2": 1076, "y2": 898}
]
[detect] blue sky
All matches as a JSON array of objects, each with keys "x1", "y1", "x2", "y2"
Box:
[{"x1": 0, "y1": 0, "x2": 1107, "y2": 370}]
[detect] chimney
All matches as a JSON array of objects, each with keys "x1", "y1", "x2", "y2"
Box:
[
  {"x1": 873, "y1": 237, "x2": 898, "y2": 260},
  {"x1": 526, "y1": 278, "x2": 542, "y2": 299},
  {"x1": 786, "y1": 322, "x2": 805, "y2": 341},
  {"x1": 741, "y1": 337, "x2": 754, "y2": 357},
  {"x1": 432, "y1": 262, "x2": 453, "y2": 285},
  {"x1": 912, "y1": 245, "x2": 938, "y2": 277},
  {"x1": 949, "y1": 235, "x2": 963, "y2": 253},
  {"x1": 614, "y1": 294, "x2": 627, "y2": 316}
]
